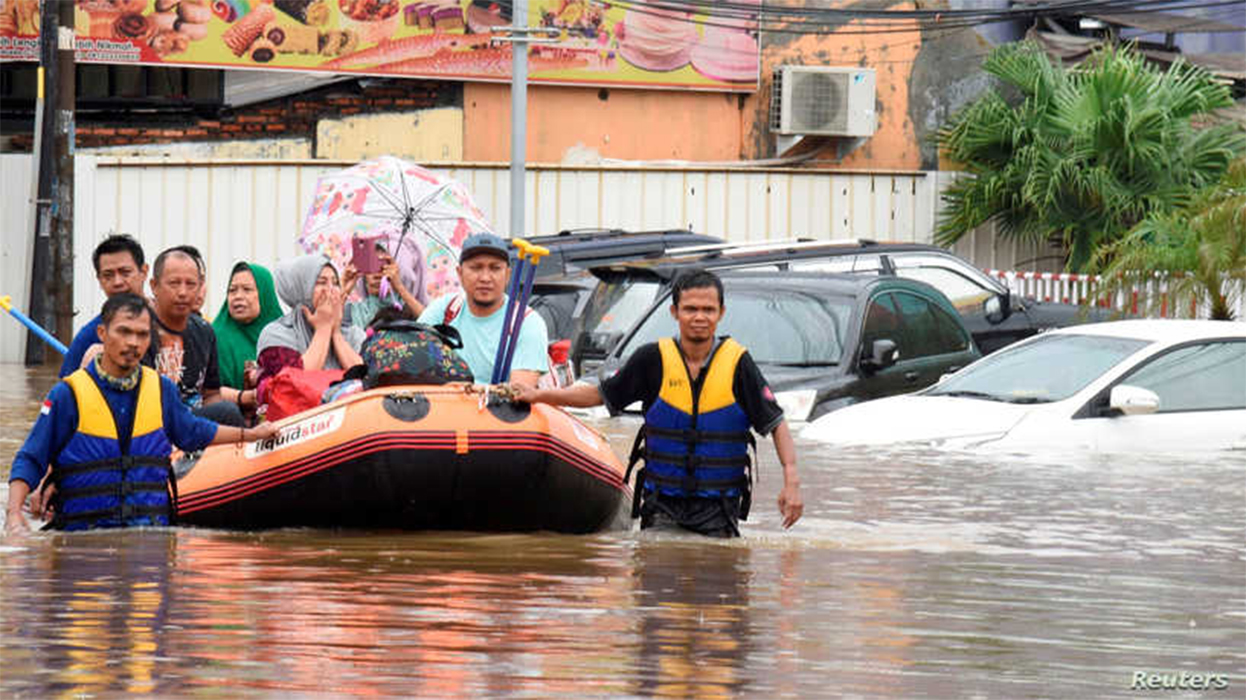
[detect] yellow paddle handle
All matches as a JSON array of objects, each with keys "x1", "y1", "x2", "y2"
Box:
[
  {"x1": 512, "y1": 239, "x2": 549, "y2": 265},
  {"x1": 0, "y1": 295, "x2": 11, "y2": 313}
]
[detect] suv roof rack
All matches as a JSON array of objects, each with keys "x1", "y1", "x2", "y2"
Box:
[
  {"x1": 661, "y1": 237, "x2": 879, "y2": 262},
  {"x1": 587, "y1": 238, "x2": 911, "y2": 281},
  {"x1": 527, "y1": 227, "x2": 694, "y2": 243}
]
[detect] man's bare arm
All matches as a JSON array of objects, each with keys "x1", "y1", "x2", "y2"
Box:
[
  {"x1": 512, "y1": 382, "x2": 604, "y2": 408},
  {"x1": 771, "y1": 421, "x2": 803, "y2": 528}
]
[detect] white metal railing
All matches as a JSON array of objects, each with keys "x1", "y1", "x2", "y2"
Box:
[{"x1": 987, "y1": 270, "x2": 1246, "y2": 320}]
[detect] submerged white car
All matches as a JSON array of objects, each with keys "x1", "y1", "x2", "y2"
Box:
[{"x1": 801, "y1": 320, "x2": 1246, "y2": 452}]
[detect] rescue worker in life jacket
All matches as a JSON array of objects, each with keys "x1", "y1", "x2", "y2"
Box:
[
  {"x1": 512, "y1": 270, "x2": 802, "y2": 537},
  {"x1": 5, "y1": 294, "x2": 279, "y2": 535}
]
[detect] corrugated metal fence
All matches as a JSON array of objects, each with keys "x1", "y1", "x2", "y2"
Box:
[
  {"x1": 2, "y1": 154, "x2": 1233, "y2": 364},
  {"x1": 69, "y1": 156, "x2": 947, "y2": 336}
]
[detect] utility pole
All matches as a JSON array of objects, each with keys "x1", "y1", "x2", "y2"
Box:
[
  {"x1": 25, "y1": 0, "x2": 57, "y2": 365},
  {"x1": 51, "y1": 0, "x2": 76, "y2": 351},
  {"x1": 502, "y1": 1, "x2": 556, "y2": 241},
  {"x1": 27, "y1": 0, "x2": 74, "y2": 366},
  {"x1": 508, "y1": 0, "x2": 528, "y2": 240}
]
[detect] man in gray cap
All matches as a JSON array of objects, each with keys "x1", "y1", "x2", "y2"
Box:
[{"x1": 417, "y1": 233, "x2": 549, "y2": 387}]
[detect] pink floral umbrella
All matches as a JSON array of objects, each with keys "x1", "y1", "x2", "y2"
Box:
[{"x1": 300, "y1": 156, "x2": 495, "y2": 302}]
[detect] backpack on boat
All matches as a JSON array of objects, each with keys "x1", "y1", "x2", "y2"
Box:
[{"x1": 360, "y1": 319, "x2": 473, "y2": 388}]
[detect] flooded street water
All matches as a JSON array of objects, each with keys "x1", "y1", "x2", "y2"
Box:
[{"x1": 2, "y1": 363, "x2": 1243, "y2": 698}]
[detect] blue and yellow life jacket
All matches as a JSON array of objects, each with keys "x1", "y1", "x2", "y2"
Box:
[
  {"x1": 52, "y1": 367, "x2": 174, "y2": 531},
  {"x1": 629, "y1": 337, "x2": 754, "y2": 512}
]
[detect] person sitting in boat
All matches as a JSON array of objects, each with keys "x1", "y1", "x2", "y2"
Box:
[
  {"x1": 255, "y1": 254, "x2": 365, "y2": 387},
  {"x1": 149, "y1": 247, "x2": 247, "y2": 427},
  {"x1": 342, "y1": 240, "x2": 427, "y2": 330},
  {"x1": 167, "y1": 244, "x2": 209, "y2": 318},
  {"x1": 60, "y1": 234, "x2": 157, "y2": 377},
  {"x1": 212, "y1": 261, "x2": 283, "y2": 420},
  {"x1": 148, "y1": 248, "x2": 242, "y2": 424},
  {"x1": 4, "y1": 293, "x2": 280, "y2": 535},
  {"x1": 416, "y1": 233, "x2": 549, "y2": 388},
  {"x1": 511, "y1": 269, "x2": 803, "y2": 538}
]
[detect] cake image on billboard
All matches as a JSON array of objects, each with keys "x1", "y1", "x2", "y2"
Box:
[
  {"x1": 466, "y1": 0, "x2": 510, "y2": 34},
  {"x1": 616, "y1": 7, "x2": 697, "y2": 72},
  {"x1": 690, "y1": 25, "x2": 758, "y2": 83}
]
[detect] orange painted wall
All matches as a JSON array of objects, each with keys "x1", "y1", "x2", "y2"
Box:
[
  {"x1": 463, "y1": 83, "x2": 744, "y2": 163},
  {"x1": 743, "y1": 14, "x2": 923, "y2": 169},
  {"x1": 463, "y1": 2, "x2": 926, "y2": 170}
]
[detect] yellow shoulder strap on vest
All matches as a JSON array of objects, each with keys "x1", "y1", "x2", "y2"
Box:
[
  {"x1": 656, "y1": 337, "x2": 694, "y2": 414},
  {"x1": 65, "y1": 369, "x2": 119, "y2": 439},
  {"x1": 132, "y1": 367, "x2": 164, "y2": 436},
  {"x1": 698, "y1": 338, "x2": 746, "y2": 414}
]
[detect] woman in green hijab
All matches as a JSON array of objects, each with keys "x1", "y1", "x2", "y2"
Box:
[{"x1": 213, "y1": 262, "x2": 283, "y2": 408}]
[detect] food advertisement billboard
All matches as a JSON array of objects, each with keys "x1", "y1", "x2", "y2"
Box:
[{"x1": 0, "y1": 0, "x2": 759, "y2": 91}]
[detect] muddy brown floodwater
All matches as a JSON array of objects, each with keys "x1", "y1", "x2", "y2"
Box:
[{"x1": 1, "y1": 364, "x2": 1243, "y2": 698}]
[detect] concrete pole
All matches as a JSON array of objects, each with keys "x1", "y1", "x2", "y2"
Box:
[
  {"x1": 52, "y1": 1, "x2": 75, "y2": 348},
  {"x1": 508, "y1": 0, "x2": 527, "y2": 240},
  {"x1": 25, "y1": 0, "x2": 57, "y2": 365}
]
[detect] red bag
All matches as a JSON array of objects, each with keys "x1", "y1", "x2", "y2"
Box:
[{"x1": 264, "y1": 367, "x2": 345, "y2": 422}]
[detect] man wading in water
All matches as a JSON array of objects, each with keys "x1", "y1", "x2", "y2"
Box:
[
  {"x1": 5, "y1": 294, "x2": 278, "y2": 535},
  {"x1": 513, "y1": 269, "x2": 802, "y2": 537}
]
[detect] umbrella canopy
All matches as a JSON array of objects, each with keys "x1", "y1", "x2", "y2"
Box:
[{"x1": 300, "y1": 156, "x2": 495, "y2": 303}]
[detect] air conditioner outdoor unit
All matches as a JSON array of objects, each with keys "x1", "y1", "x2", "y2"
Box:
[{"x1": 769, "y1": 66, "x2": 877, "y2": 137}]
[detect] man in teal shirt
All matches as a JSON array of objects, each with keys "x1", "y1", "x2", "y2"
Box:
[{"x1": 418, "y1": 233, "x2": 549, "y2": 387}]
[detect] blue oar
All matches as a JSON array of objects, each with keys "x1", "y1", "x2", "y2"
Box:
[
  {"x1": 0, "y1": 295, "x2": 68, "y2": 356},
  {"x1": 498, "y1": 242, "x2": 549, "y2": 383},
  {"x1": 491, "y1": 240, "x2": 528, "y2": 384}
]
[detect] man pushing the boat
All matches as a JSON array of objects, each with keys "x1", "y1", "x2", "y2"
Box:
[
  {"x1": 512, "y1": 269, "x2": 802, "y2": 538},
  {"x1": 5, "y1": 294, "x2": 280, "y2": 535}
]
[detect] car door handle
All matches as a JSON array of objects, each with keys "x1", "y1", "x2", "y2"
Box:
[{"x1": 904, "y1": 371, "x2": 920, "y2": 382}]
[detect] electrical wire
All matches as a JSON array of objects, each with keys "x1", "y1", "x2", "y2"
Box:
[{"x1": 510, "y1": 0, "x2": 1246, "y2": 37}]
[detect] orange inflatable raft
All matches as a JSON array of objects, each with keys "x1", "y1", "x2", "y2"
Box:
[{"x1": 174, "y1": 385, "x2": 632, "y2": 533}]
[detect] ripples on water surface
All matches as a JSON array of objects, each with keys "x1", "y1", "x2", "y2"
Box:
[{"x1": 1, "y1": 365, "x2": 1243, "y2": 698}]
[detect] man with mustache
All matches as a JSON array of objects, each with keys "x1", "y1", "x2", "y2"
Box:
[
  {"x1": 416, "y1": 233, "x2": 549, "y2": 388},
  {"x1": 5, "y1": 293, "x2": 279, "y2": 534},
  {"x1": 513, "y1": 269, "x2": 803, "y2": 538}
]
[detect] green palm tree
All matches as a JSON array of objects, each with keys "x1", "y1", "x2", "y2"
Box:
[
  {"x1": 937, "y1": 41, "x2": 1244, "y2": 272},
  {"x1": 1090, "y1": 158, "x2": 1246, "y2": 321}
]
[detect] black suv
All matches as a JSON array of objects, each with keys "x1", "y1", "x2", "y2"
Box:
[
  {"x1": 573, "y1": 239, "x2": 1110, "y2": 375},
  {"x1": 520, "y1": 228, "x2": 722, "y2": 343},
  {"x1": 593, "y1": 270, "x2": 982, "y2": 420}
]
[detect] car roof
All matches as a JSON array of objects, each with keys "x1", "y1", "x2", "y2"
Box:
[
  {"x1": 589, "y1": 238, "x2": 955, "y2": 281},
  {"x1": 525, "y1": 228, "x2": 723, "y2": 277},
  {"x1": 1046, "y1": 319, "x2": 1246, "y2": 343}
]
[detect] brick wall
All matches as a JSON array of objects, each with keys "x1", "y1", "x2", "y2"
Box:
[{"x1": 8, "y1": 78, "x2": 457, "y2": 150}]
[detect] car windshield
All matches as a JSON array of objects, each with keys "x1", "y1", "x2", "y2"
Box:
[
  {"x1": 581, "y1": 278, "x2": 662, "y2": 336},
  {"x1": 619, "y1": 287, "x2": 851, "y2": 366},
  {"x1": 926, "y1": 333, "x2": 1150, "y2": 403}
]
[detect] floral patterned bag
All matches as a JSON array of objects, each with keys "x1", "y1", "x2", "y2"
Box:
[{"x1": 360, "y1": 320, "x2": 474, "y2": 387}]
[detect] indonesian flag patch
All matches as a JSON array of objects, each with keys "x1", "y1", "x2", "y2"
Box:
[{"x1": 40, "y1": 399, "x2": 51, "y2": 416}]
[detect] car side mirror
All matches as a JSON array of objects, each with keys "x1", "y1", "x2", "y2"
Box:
[
  {"x1": 1109, "y1": 384, "x2": 1159, "y2": 416},
  {"x1": 984, "y1": 291, "x2": 1012, "y2": 324},
  {"x1": 861, "y1": 339, "x2": 898, "y2": 371}
]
